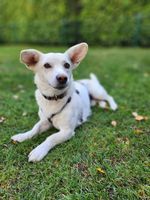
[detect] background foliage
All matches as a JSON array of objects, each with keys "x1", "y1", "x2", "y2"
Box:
[{"x1": 0, "y1": 0, "x2": 150, "y2": 46}]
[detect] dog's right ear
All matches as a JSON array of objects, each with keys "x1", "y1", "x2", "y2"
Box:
[{"x1": 20, "y1": 49, "x2": 41, "y2": 69}]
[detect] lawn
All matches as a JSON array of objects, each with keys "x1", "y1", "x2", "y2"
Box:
[{"x1": 0, "y1": 45, "x2": 150, "y2": 200}]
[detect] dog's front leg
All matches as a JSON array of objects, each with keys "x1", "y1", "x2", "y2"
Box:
[
  {"x1": 28, "y1": 129, "x2": 75, "y2": 162},
  {"x1": 11, "y1": 120, "x2": 51, "y2": 142}
]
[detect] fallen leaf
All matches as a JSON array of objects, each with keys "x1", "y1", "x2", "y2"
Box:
[
  {"x1": 13, "y1": 95, "x2": 19, "y2": 100},
  {"x1": 134, "y1": 129, "x2": 143, "y2": 134},
  {"x1": 12, "y1": 140, "x2": 17, "y2": 144},
  {"x1": 0, "y1": 116, "x2": 5, "y2": 123},
  {"x1": 138, "y1": 189, "x2": 146, "y2": 198},
  {"x1": 22, "y1": 112, "x2": 27, "y2": 116},
  {"x1": 143, "y1": 161, "x2": 150, "y2": 167},
  {"x1": 132, "y1": 112, "x2": 148, "y2": 121},
  {"x1": 132, "y1": 112, "x2": 138, "y2": 117},
  {"x1": 135, "y1": 115, "x2": 145, "y2": 121},
  {"x1": 97, "y1": 167, "x2": 105, "y2": 174},
  {"x1": 111, "y1": 120, "x2": 117, "y2": 127},
  {"x1": 116, "y1": 137, "x2": 130, "y2": 145}
]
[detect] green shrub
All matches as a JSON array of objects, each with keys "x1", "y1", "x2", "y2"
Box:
[
  {"x1": 0, "y1": 0, "x2": 149, "y2": 46},
  {"x1": 80, "y1": 0, "x2": 150, "y2": 46}
]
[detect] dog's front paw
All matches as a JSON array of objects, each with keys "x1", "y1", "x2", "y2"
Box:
[
  {"x1": 11, "y1": 133, "x2": 27, "y2": 143},
  {"x1": 111, "y1": 102, "x2": 118, "y2": 111},
  {"x1": 28, "y1": 144, "x2": 48, "y2": 162}
]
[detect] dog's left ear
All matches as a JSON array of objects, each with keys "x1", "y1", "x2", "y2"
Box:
[{"x1": 65, "y1": 43, "x2": 88, "y2": 67}]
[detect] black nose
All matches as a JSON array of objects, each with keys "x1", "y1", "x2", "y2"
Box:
[{"x1": 56, "y1": 75, "x2": 68, "y2": 84}]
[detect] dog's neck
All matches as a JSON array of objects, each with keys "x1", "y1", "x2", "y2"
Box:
[{"x1": 34, "y1": 74, "x2": 74, "y2": 99}]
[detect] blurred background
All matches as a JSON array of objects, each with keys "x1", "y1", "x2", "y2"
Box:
[
  {"x1": 0, "y1": 2, "x2": 150, "y2": 199},
  {"x1": 0, "y1": 0, "x2": 150, "y2": 47}
]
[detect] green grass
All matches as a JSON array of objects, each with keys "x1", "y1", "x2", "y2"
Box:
[{"x1": 0, "y1": 45, "x2": 150, "y2": 200}]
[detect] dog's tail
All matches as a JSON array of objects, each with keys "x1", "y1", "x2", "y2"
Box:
[{"x1": 80, "y1": 73, "x2": 118, "y2": 111}]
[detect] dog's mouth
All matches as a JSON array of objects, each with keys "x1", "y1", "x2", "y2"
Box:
[
  {"x1": 49, "y1": 83, "x2": 68, "y2": 90},
  {"x1": 55, "y1": 84, "x2": 68, "y2": 90}
]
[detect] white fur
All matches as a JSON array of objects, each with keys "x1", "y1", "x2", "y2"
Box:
[{"x1": 11, "y1": 43, "x2": 118, "y2": 162}]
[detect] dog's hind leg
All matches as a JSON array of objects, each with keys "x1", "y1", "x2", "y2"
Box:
[
  {"x1": 11, "y1": 120, "x2": 51, "y2": 142},
  {"x1": 28, "y1": 129, "x2": 75, "y2": 162},
  {"x1": 104, "y1": 95, "x2": 118, "y2": 111},
  {"x1": 79, "y1": 73, "x2": 118, "y2": 111}
]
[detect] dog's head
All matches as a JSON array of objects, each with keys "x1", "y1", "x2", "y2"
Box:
[{"x1": 20, "y1": 43, "x2": 88, "y2": 90}]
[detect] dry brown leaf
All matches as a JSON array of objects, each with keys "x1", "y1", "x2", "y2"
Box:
[
  {"x1": 111, "y1": 120, "x2": 117, "y2": 127},
  {"x1": 132, "y1": 112, "x2": 148, "y2": 121},
  {"x1": 135, "y1": 115, "x2": 145, "y2": 121}
]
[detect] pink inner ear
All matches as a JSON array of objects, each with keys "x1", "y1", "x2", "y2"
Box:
[
  {"x1": 69, "y1": 46, "x2": 86, "y2": 64},
  {"x1": 70, "y1": 49, "x2": 84, "y2": 64},
  {"x1": 71, "y1": 52, "x2": 80, "y2": 64},
  {"x1": 22, "y1": 52, "x2": 38, "y2": 66}
]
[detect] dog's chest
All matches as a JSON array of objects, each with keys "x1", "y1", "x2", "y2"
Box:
[
  {"x1": 35, "y1": 90, "x2": 68, "y2": 118},
  {"x1": 35, "y1": 83, "x2": 91, "y2": 129}
]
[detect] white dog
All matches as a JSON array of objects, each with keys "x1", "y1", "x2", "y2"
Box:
[{"x1": 11, "y1": 43, "x2": 117, "y2": 162}]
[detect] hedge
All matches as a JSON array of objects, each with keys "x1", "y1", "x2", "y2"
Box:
[{"x1": 0, "y1": 0, "x2": 149, "y2": 46}]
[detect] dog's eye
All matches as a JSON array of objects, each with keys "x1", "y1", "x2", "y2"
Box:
[
  {"x1": 64, "y1": 62, "x2": 70, "y2": 69},
  {"x1": 44, "y1": 63, "x2": 52, "y2": 69}
]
